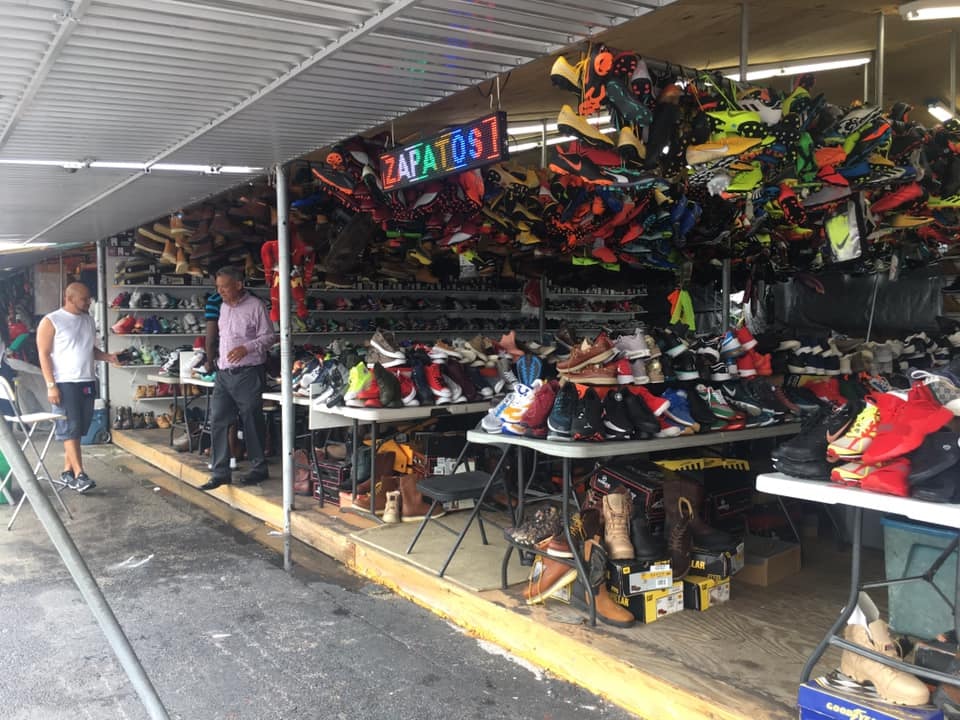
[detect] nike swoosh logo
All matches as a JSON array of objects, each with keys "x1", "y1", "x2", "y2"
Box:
[
  {"x1": 825, "y1": 421, "x2": 851, "y2": 444},
  {"x1": 562, "y1": 156, "x2": 583, "y2": 172}
]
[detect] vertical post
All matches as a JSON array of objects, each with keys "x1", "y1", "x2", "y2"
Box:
[
  {"x1": 96, "y1": 237, "x2": 109, "y2": 403},
  {"x1": 0, "y1": 418, "x2": 169, "y2": 718},
  {"x1": 538, "y1": 275, "x2": 546, "y2": 344},
  {"x1": 952, "y1": 30, "x2": 958, "y2": 114},
  {"x1": 275, "y1": 165, "x2": 294, "y2": 572},
  {"x1": 540, "y1": 120, "x2": 547, "y2": 169},
  {"x1": 875, "y1": 12, "x2": 885, "y2": 108},
  {"x1": 863, "y1": 56, "x2": 869, "y2": 103},
  {"x1": 58, "y1": 254, "x2": 64, "y2": 300},
  {"x1": 739, "y1": 2, "x2": 749, "y2": 83}
]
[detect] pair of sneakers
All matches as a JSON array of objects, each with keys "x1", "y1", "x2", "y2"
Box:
[{"x1": 60, "y1": 470, "x2": 95, "y2": 494}]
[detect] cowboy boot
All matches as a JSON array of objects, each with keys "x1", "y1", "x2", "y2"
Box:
[{"x1": 602, "y1": 491, "x2": 634, "y2": 560}]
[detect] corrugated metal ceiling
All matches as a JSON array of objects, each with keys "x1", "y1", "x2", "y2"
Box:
[{"x1": 0, "y1": 0, "x2": 675, "y2": 249}]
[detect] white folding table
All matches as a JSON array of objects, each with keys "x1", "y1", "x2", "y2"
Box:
[
  {"x1": 756, "y1": 472, "x2": 960, "y2": 688},
  {"x1": 468, "y1": 423, "x2": 801, "y2": 626}
]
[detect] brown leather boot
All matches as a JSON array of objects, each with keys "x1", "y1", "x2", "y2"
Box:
[
  {"x1": 523, "y1": 555, "x2": 577, "y2": 605},
  {"x1": 602, "y1": 491, "x2": 634, "y2": 560},
  {"x1": 668, "y1": 497, "x2": 694, "y2": 578},
  {"x1": 398, "y1": 473, "x2": 445, "y2": 522},
  {"x1": 674, "y1": 474, "x2": 737, "y2": 551},
  {"x1": 353, "y1": 452, "x2": 397, "y2": 514},
  {"x1": 575, "y1": 537, "x2": 636, "y2": 627}
]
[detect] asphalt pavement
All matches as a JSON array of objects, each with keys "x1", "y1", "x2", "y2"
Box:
[{"x1": 0, "y1": 443, "x2": 637, "y2": 720}]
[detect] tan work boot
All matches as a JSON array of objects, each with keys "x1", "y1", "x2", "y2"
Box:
[
  {"x1": 839, "y1": 592, "x2": 930, "y2": 706},
  {"x1": 602, "y1": 491, "x2": 634, "y2": 560},
  {"x1": 398, "y1": 473, "x2": 445, "y2": 522},
  {"x1": 382, "y1": 490, "x2": 401, "y2": 524}
]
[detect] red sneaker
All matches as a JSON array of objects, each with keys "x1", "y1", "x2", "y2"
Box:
[
  {"x1": 860, "y1": 457, "x2": 912, "y2": 496},
  {"x1": 750, "y1": 350, "x2": 772, "y2": 377},
  {"x1": 736, "y1": 327, "x2": 757, "y2": 350},
  {"x1": 519, "y1": 380, "x2": 558, "y2": 431},
  {"x1": 628, "y1": 385, "x2": 669, "y2": 416},
  {"x1": 863, "y1": 383, "x2": 954, "y2": 465},
  {"x1": 736, "y1": 352, "x2": 757, "y2": 378},
  {"x1": 425, "y1": 363, "x2": 450, "y2": 398},
  {"x1": 614, "y1": 358, "x2": 635, "y2": 385},
  {"x1": 356, "y1": 374, "x2": 381, "y2": 403},
  {"x1": 805, "y1": 378, "x2": 847, "y2": 406}
]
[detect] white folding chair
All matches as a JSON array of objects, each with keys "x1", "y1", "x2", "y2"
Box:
[{"x1": 0, "y1": 377, "x2": 72, "y2": 530}]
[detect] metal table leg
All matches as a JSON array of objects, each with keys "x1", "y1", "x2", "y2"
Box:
[
  {"x1": 562, "y1": 458, "x2": 594, "y2": 626},
  {"x1": 350, "y1": 418, "x2": 359, "y2": 504},
  {"x1": 368, "y1": 421, "x2": 377, "y2": 516}
]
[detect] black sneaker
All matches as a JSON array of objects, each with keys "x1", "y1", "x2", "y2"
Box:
[
  {"x1": 74, "y1": 472, "x2": 95, "y2": 493},
  {"x1": 750, "y1": 380, "x2": 791, "y2": 416},
  {"x1": 324, "y1": 367, "x2": 347, "y2": 407},
  {"x1": 772, "y1": 425, "x2": 828, "y2": 463},
  {"x1": 772, "y1": 456, "x2": 832, "y2": 480},
  {"x1": 572, "y1": 387, "x2": 603, "y2": 441},
  {"x1": 410, "y1": 359, "x2": 435, "y2": 406},
  {"x1": 783, "y1": 385, "x2": 824, "y2": 415},
  {"x1": 694, "y1": 346, "x2": 715, "y2": 381},
  {"x1": 59, "y1": 470, "x2": 75, "y2": 489},
  {"x1": 373, "y1": 363, "x2": 402, "y2": 409},
  {"x1": 721, "y1": 382, "x2": 763, "y2": 417},
  {"x1": 547, "y1": 382, "x2": 577, "y2": 441},
  {"x1": 673, "y1": 351, "x2": 699, "y2": 381},
  {"x1": 601, "y1": 389, "x2": 633, "y2": 440},
  {"x1": 908, "y1": 431, "x2": 960, "y2": 483},
  {"x1": 624, "y1": 391, "x2": 660, "y2": 438},
  {"x1": 685, "y1": 384, "x2": 721, "y2": 429}
]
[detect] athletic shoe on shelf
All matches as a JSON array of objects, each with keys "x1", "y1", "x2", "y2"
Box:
[
  {"x1": 772, "y1": 456, "x2": 832, "y2": 481},
  {"x1": 514, "y1": 380, "x2": 558, "y2": 437},
  {"x1": 555, "y1": 336, "x2": 616, "y2": 373},
  {"x1": 630, "y1": 360, "x2": 649, "y2": 384},
  {"x1": 425, "y1": 363, "x2": 451, "y2": 399},
  {"x1": 343, "y1": 362, "x2": 372, "y2": 402},
  {"x1": 735, "y1": 352, "x2": 757, "y2": 378},
  {"x1": 671, "y1": 351, "x2": 699, "y2": 382},
  {"x1": 601, "y1": 389, "x2": 634, "y2": 440},
  {"x1": 437, "y1": 376, "x2": 466, "y2": 405},
  {"x1": 660, "y1": 388, "x2": 700, "y2": 431},
  {"x1": 656, "y1": 327, "x2": 689, "y2": 358},
  {"x1": 719, "y1": 330, "x2": 743, "y2": 359},
  {"x1": 628, "y1": 385, "x2": 669, "y2": 416},
  {"x1": 709, "y1": 354, "x2": 732, "y2": 382},
  {"x1": 572, "y1": 386, "x2": 604, "y2": 441},
  {"x1": 911, "y1": 369, "x2": 960, "y2": 416},
  {"x1": 751, "y1": 350, "x2": 773, "y2": 377},
  {"x1": 863, "y1": 384, "x2": 953, "y2": 465},
  {"x1": 860, "y1": 457, "x2": 912, "y2": 497},
  {"x1": 721, "y1": 383, "x2": 762, "y2": 417},
  {"x1": 830, "y1": 461, "x2": 875, "y2": 487},
  {"x1": 826, "y1": 398, "x2": 884, "y2": 460},
  {"x1": 624, "y1": 390, "x2": 661, "y2": 438},
  {"x1": 561, "y1": 362, "x2": 618, "y2": 385},
  {"x1": 645, "y1": 357, "x2": 664, "y2": 383},
  {"x1": 467, "y1": 365, "x2": 494, "y2": 399},
  {"x1": 429, "y1": 339, "x2": 461, "y2": 362},
  {"x1": 496, "y1": 381, "x2": 538, "y2": 423},
  {"x1": 614, "y1": 358, "x2": 635, "y2": 385},
  {"x1": 735, "y1": 327, "x2": 758, "y2": 350},
  {"x1": 686, "y1": 386, "x2": 720, "y2": 429},
  {"x1": 352, "y1": 370, "x2": 381, "y2": 408},
  {"x1": 656, "y1": 415, "x2": 692, "y2": 438},
  {"x1": 695, "y1": 385, "x2": 737, "y2": 421},
  {"x1": 496, "y1": 357, "x2": 519, "y2": 391},
  {"x1": 547, "y1": 382, "x2": 578, "y2": 441},
  {"x1": 614, "y1": 329, "x2": 651, "y2": 360}
]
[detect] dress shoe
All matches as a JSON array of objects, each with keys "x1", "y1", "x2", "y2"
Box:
[
  {"x1": 240, "y1": 472, "x2": 268, "y2": 486},
  {"x1": 199, "y1": 477, "x2": 231, "y2": 491}
]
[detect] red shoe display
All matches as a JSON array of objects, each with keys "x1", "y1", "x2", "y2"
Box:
[
  {"x1": 628, "y1": 385, "x2": 669, "y2": 415},
  {"x1": 862, "y1": 384, "x2": 954, "y2": 465}
]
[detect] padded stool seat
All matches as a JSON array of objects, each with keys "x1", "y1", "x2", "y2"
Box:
[{"x1": 416, "y1": 471, "x2": 492, "y2": 502}]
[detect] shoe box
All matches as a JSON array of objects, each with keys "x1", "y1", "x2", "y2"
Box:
[
  {"x1": 798, "y1": 681, "x2": 944, "y2": 720},
  {"x1": 591, "y1": 460, "x2": 665, "y2": 523},
  {"x1": 609, "y1": 581, "x2": 684, "y2": 623},
  {"x1": 312, "y1": 454, "x2": 351, "y2": 506},
  {"x1": 606, "y1": 558, "x2": 672, "y2": 596},
  {"x1": 108, "y1": 232, "x2": 134, "y2": 247},
  {"x1": 734, "y1": 535, "x2": 801, "y2": 586},
  {"x1": 689, "y1": 542, "x2": 745, "y2": 579},
  {"x1": 682, "y1": 575, "x2": 731, "y2": 611}
]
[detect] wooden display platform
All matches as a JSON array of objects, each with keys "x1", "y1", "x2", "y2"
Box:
[{"x1": 114, "y1": 429, "x2": 881, "y2": 720}]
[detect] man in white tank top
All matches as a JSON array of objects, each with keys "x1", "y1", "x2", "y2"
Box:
[{"x1": 37, "y1": 283, "x2": 117, "y2": 493}]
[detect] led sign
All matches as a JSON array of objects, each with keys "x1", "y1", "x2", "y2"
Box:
[{"x1": 379, "y1": 112, "x2": 508, "y2": 192}]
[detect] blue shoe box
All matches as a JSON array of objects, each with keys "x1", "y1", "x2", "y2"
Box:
[{"x1": 798, "y1": 682, "x2": 943, "y2": 720}]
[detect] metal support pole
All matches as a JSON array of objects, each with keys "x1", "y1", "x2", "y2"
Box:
[
  {"x1": 96, "y1": 238, "x2": 108, "y2": 403},
  {"x1": 0, "y1": 417, "x2": 169, "y2": 718},
  {"x1": 538, "y1": 275, "x2": 546, "y2": 344},
  {"x1": 721, "y1": 260, "x2": 732, "y2": 330},
  {"x1": 863, "y1": 57, "x2": 869, "y2": 104},
  {"x1": 540, "y1": 120, "x2": 547, "y2": 169},
  {"x1": 275, "y1": 165, "x2": 294, "y2": 572},
  {"x1": 739, "y1": 2, "x2": 749, "y2": 83},
  {"x1": 875, "y1": 13, "x2": 885, "y2": 108},
  {"x1": 952, "y1": 30, "x2": 958, "y2": 114}
]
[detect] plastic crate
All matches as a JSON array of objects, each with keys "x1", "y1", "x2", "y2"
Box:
[{"x1": 881, "y1": 516, "x2": 958, "y2": 640}]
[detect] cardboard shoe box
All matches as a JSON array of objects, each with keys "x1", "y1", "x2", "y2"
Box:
[
  {"x1": 798, "y1": 680, "x2": 944, "y2": 720},
  {"x1": 736, "y1": 535, "x2": 801, "y2": 586},
  {"x1": 689, "y1": 541, "x2": 744, "y2": 579},
  {"x1": 591, "y1": 460, "x2": 665, "y2": 522},
  {"x1": 683, "y1": 575, "x2": 731, "y2": 611},
  {"x1": 607, "y1": 558, "x2": 672, "y2": 596},
  {"x1": 610, "y1": 581, "x2": 684, "y2": 623}
]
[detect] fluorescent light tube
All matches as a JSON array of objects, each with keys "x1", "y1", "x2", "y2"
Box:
[
  {"x1": 721, "y1": 53, "x2": 871, "y2": 82},
  {"x1": 929, "y1": 102, "x2": 955, "y2": 122},
  {"x1": 900, "y1": 1, "x2": 960, "y2": 20}
]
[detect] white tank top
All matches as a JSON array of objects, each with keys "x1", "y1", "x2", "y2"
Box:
[{"x1": 45, "y1": 308, "x2": 96, "y2": 382}]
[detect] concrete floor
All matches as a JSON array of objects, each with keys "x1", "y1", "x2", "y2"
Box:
[{"x1": 0, "y1": 443, "x2": 636, "y2": 720}]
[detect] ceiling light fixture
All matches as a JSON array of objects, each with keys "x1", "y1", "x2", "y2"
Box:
[
  {"x1": 720, "y1": 52, "x2": 872, "y2": 82},
  {"x1": 928, "y1": 101, "x2": 955, "y2": 122},
  {"x1": 507, "y1": 115, "x2": 611, "y2": 136},
  {"x1": 508, "y1": 126, "x2": 617, "y2": 154},
  {"x1": 0, "y1": 240, "x2": 53, "y2": 252},
  {"x1": 900, "y1": 1, "x2": 960, "y2": 20},
  {"x1": 0, "y1": 159, "x2": 261, "y2": 174}
]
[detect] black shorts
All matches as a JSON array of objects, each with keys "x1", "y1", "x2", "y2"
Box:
[{"x1": 52, "y1": 381, "x2": 96, "y2": 440}]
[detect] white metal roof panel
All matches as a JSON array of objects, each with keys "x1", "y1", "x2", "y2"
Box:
[{"x1": 0, "y1": 0, "x2": 676, "y2": 249}]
